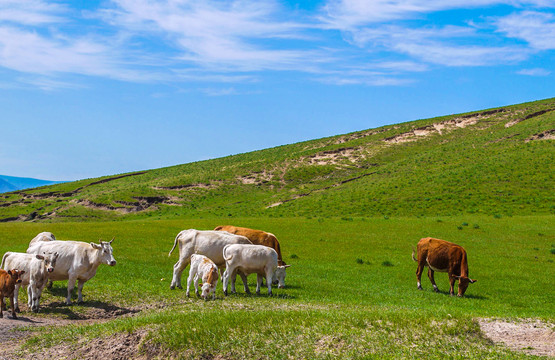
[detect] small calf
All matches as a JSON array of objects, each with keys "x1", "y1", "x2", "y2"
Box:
[
  {"x1": 1, "y1": 251, "x2": 58, "y2": 312},
  {"x1": 0, "y1": 269, "x2": 24, "y2": 319},
  {"x1": 187, "y1": 254, "x2": 219, "y2": 300}
]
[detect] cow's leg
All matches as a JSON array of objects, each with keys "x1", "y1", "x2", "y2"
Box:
[
  {"x1": 416, "y1": 262, "x2": 425, "y2": 290},
  {"x1": 46, "y1": 280, "x2": 53, "y2": 289},
  {"x1": 256, "y1": 274, "x2": 263, "y2": 295},
  {"x1": 448, "y1": 275, "x2": 456, "y2": 296},
  {"x1": 223, "y1": 268, "x2": 230, "y2": 296},
  {"x1": 230, "y1": 269, "x2": 238, "y2": 294},
  {"x1": 13, "y1": 283, "x2": 21, "y2": 313},
  {"x1": 66, "y1": 274, "x2": 77, "y2": 305},
  {"x1": 10, "y1": 293, "x2": 17, "y2": 319},
  {"x1": 28, "y1": 282, "x2": 37, "y2": 312},
  {"x1": 194, "y1": 273, "x2": 201, "y2": 297},
  {"x1": 238, "y1": 271, "x2": 249, "y2": 294},
  {"x1": 0, "y1": 293, "x2": 4, "y2": 318},
  {"x1": 171, "y1": 257, "x2": 190, "y2": 290},
  {"x1": 77, "y1": 279, "x2": 86, "y2": 303},
  {"x1": 428, "y1": 268, "x2": 439, "y2": 292},
  {"x1": 265, "y1": 268, "x2": 273, "y2": 296},
  {"x1": 186, "y1": 266, "x2": 196, "y2": 297}
]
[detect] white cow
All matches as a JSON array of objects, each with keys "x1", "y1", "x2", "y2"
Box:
[
  {"x1": 168, "y1": 229, "x2": 252, "y2": 290},
  {"x1": 222, "y1": 244, "x2": 291, "y2": 296},
  {"x1": 187, "y1": 254, "x2": 219, "y2": 300},
  {"x1": 1, "y1": 251, "x2": 58, "y2": 312},
  {"x1": 28, "y1": 232, "x2": 56, "y2": 247},
  {"x1": 27, "y1": 239, "x2": 116, "y2": 305}
]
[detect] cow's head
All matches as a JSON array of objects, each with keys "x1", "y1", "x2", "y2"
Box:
[
  {"x1": 7, "y1": 269, "x2": 25, "y2": 284},
  {"x1": 200, "y1": 282, "x2": 217, "y2": 300},
  {"x1": 90, "y1": 238, "x2": 117, "y2": 266},
  {"x1": 272, "y1": 265, "x2": 291, "y2": 288},
  {"x1": 455, "y1": 276, "x2": 477, "y2": 297},
  {"x1": 36, "y1": 252, "x2": 58, "y2": 273}
]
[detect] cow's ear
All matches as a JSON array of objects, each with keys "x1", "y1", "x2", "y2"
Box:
[
  {"x1": 469, "y1": 279, "x2": 477, "y2": 284},
  {"x1": 109, "y1": 237, "x2": 114, "y2": 244},
  {"x1": 7, "y1": 270, "x2": 12, "y2": 275},
  {"x1": 283, "y1": 264, "x2": 292, "y2": 268},
  {"x1": 36, "y1": 254, "x2": 45, "y2": 260},
  {"x1": 90, "y1": 242, "x2": 102, "y2": 249}
]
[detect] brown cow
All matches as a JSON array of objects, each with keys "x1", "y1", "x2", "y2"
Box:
[
  {"x1": 214, "y1": 225, "x2": 286, "y2": 266},
  {"x1": 0, "y1": 268, "x2": 25, "y2": 319},
  {"x1": 412, "y1": 237, "x2": 476, "y2": 297}
]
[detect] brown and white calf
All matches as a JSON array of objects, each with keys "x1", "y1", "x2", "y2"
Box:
[
  {"x1": 186, "y1": 254, "x2": 219, "y2": 300},
  {"x1": 1, "y1": 251, "x2": 58, "y2": 312},
  {"x1": 222, "y1": 244, "x2": 290, "y2": 296},
  {"x1": 0, "y1": 269, "x2": 25, "y2": 319},
  {"x1": 168, "y1": 229, "x2": 252, "y2": 290},
  {"x1": 412, "y1": 237, "x2": 477, "y2": 297}
]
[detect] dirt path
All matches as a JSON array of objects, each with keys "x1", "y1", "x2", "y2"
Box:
[{"x1": 478, "y1": 318, "x2": 555, "y2": 358}]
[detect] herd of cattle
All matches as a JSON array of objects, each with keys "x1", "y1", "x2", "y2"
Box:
[{"x1": 0, "y1": 225, "x2": 476, "y2": 319}]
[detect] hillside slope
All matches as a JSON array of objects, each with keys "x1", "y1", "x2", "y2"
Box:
[{"x1": 1, "y1": 98, "x2": 553, "y2": 222}]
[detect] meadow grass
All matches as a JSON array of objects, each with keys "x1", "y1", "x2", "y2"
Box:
[{"x1": 1, "y1": 215, "x2": 553, "y2": 358}]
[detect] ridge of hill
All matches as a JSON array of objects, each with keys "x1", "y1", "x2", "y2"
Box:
[{"x1": 1, "y1": 98, "x2": 554, "y2": 222}]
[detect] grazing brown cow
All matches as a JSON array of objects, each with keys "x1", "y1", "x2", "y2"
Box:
[
  {"x1": 0, "y1": 268, "x2": 25, "y2": 319},
  {"x1": 412, "y1": 237, "x2": 476, "y2": 297},
  {"x1": 214, "y1": 225, "x2": 286, "y2": 266}
]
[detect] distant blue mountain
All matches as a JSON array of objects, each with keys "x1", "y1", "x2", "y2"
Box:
[{"x1": 0, "y1": 175, "x2": 65, "y2": 193}]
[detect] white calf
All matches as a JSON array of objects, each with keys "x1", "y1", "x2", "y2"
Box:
[
  {"x1": 1, "y1": 251, "x2": 58, "y2": 312},
  {"x1": 187, "y1": 254, "x2": 219, "y2": 300},
  {"x1": 222, "y1": 244, "x2": 291, "y2": 296}
]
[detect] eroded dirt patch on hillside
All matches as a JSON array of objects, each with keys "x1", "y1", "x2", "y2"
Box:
[{"x1": 478, "y1": 318, "x2": 555, "y2": 357}]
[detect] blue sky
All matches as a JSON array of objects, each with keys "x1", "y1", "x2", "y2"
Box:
[{"x1": 1, "y1": 0, "x2": 554, "y2": 181}]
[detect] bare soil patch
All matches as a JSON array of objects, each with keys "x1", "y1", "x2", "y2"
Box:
[
  {"x1": 478, "y1": 318, "x2": 555, "y2": 357},
  {"x1": 0, "y1": 302, "x2": 143, "y2": 360}
]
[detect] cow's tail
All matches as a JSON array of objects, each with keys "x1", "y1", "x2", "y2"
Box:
[
  {"x1": 168, "y1": 231, "x2": 182, "y2": 257},
  {"x1": 1, "y1": 252, "x2": 10, "y2": 268},
  {"x1": 223, "y1": 244, "x2": 233, "y2": 262},
  {"x1": 411, "y1": 247, "x2": 418, "y2": 262}
]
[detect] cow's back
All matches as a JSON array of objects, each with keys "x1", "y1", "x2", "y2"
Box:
[
  {"x1": 215, "y1": 225, "x2": 284, "y2": 263},
  {"x1": 418, "y1": 237, "x2": 466, "y2": 271},
  {"x1": 27, "y1": 240, "x2": 90, "y2": 281},
  {"x1": 1, "y1": 252, "x2": 36, "y2": 285},
  {"x1": 177, "y1": 230, "x2": 251, "y2": 266}
]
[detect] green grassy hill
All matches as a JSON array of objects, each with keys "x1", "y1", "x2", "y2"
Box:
[{"x1": 1, "y1": 97, "x2": 554, "y2": 222}]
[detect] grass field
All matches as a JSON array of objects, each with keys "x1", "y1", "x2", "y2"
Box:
[{"x1": 1, "y1": 215, "x2": 553, "y2": 358}]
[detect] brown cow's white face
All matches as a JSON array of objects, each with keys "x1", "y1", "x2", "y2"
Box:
[{"x1": 456, "y1": 276, "x2": 477, "y2": 297}]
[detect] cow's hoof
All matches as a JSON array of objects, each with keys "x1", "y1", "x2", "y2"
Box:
[
  {"x1": 433, "y1": 288, "x2": 440, "y2": 293},
  {"x1": 170, "y1": 285, "x2": 175, "y2": 290},
  {"x1": 224, "y1": 290, "x2": 228, "y2": 296},
  {"x1": 195, "y1": 292, "x2": 200, "y2": 297},
  {"x1": 15, "y1": 308, "x2": 21, "y2": 313},
  {"x1": 12, "y1": 314, "x2": 17, "y2": 320},
  {"x1": 417, "y1": 286, "x2": 423, "y2": 290},
  {"x1": 177, "y1": 285, "x2": 183, "y2": 290}
]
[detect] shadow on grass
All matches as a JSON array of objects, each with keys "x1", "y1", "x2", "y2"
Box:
[{"x1": 433, "y1": 289, "x2": 487, "y2": 300}]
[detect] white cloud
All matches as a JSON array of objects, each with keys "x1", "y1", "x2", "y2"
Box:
[
  {"x1": 101, "y1": 0, "x2": 316, "y2": 72},
  {"x1": 0, "y1": 0, "x2": 66, "y2": 25},
  {"x1": 517, "y1": 67, "x2": 551, "y2": 76},
  {"x1": 320, "y1": 0, "x2": 555, "y2": 29},
  {"x1": 496, "y1": 11, "x2": 555, "y2": 50}
]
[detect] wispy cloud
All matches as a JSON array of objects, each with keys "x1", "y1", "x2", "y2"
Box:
[
  {"x1": 0, "y1": 0, "x2": 554, "y2": 90},
  {"x1": 517, "y1": 67, "x2": 551, "y2": 76},
  {"x1": 495, "y1": 11, "x2": 555, "y2": 50}
]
